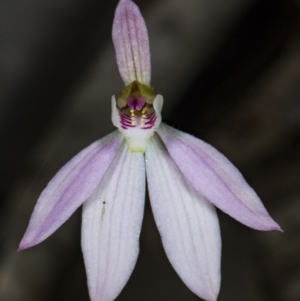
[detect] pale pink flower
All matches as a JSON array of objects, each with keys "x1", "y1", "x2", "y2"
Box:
[{"x1": 19, "y1": 1, "x2": 280, "y2": 300}]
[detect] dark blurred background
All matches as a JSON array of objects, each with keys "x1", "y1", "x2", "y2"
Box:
[{"x1": 0, "y1": 0, "x2": 300, "y2": 300}]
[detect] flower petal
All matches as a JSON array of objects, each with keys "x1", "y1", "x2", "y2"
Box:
[
  {"x1": 19, "y1": 131, "x2": 123, "y2": 250},
  {"x1": 82, "y1": 142, "x2": 145, "y2": 301},
  {"x1": 146, "y1": 135, "x2": 221, "y2": 301},
  {"x1": 112, "y1": 0, "x2": 151, "y2": 85},
  {"x1": 157, "y1": 124, "x2": 280, "y2": 231}
]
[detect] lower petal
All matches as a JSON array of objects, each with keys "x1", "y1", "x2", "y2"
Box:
[
  {"x1": 19, "y1": 131, "x2": 123, "y2": 250},
  {"x1": 157, "y1": 124, "x2": 280, "y2": 231},
  {"x1": 146, "y1": 135, "x2": 221, "y2": 301},
  {"x1": 82, "y1": 143, "x2": 145, "y2": 301}
]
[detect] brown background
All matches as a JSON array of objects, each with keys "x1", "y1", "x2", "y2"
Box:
[{"x1": 0, "y1": 0, "x2": 300, "y2": 300}]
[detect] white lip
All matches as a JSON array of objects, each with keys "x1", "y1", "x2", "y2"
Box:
[{"x1": 111, "y1": 94, "x2": 164, "y2": 153}]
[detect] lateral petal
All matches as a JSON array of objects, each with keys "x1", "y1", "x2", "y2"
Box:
[
  {"x1": 82, "y1": 142, "x2": 145, "y2": 301},
  {"x1": 157, "y1": 124, "x2": 280, "y2": 231},
  {"x1": 19, "y1": 131, "x2": 123, "y2": 250},
  {"x1": 146, "y1": 135, "x2": 221, "y2": 301},
  {"x1": 112, "y1": 0, "x2": 151, "y2": 85}
]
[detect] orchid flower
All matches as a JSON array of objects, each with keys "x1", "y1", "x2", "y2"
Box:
[{"x1": 19, "y1": 0, "x2": 281, "y2": 300}]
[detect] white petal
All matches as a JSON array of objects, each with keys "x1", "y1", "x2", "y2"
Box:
[
  {"x1": 157, "y1": 124, "x2": 280, "y2": 231},
  {"x1": 82, "y1": 142, "x2": 145, "y2": 301},
  {"x1": 19, "y1": 131, "x2": 123, "y2": 250},
  {"x1": 146, "y1": 135, "x2": 221, "y2": 301}
]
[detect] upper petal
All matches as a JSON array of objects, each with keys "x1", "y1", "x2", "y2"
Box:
[
  {"x1": 112, "y1": 0, "x2": 151, "y2": 85},
  {"x1": 146, "y1": 135, "x2": 221, "y2": 301},
  {"x1": 157, "y1": 124, "x2": 280, "y2": 231},
  {"x1": 82, "y1": 142, "x2": 145, "y2": 301},
  {"x1": 19, "y1": 131, "x2": 123, "y2": 250}
]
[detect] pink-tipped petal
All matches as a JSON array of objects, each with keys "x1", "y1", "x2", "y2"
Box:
[
  {"x1": 82, "y1": 142, "x2": 145, "y2": 301},
  {"x1": 157, "y1": 124, "x2": 281, "y2": 231},
  {"x1": 112, "y1": 0, "x2": 151, "y2": 85},
  {"x1": 146, "y1": 135, "x2": 221, "y2": 301},
  {"x1": 19, "y1": 131, "x2": 123, "y2": 250}
]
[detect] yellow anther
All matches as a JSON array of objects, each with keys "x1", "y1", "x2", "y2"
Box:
[{"x1": 130, "y1": 109, "x2": 135, "y2": 125}]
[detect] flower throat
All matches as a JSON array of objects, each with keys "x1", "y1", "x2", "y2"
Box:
[{"x1": 116, "y1": 80, "x2": 157, "y2": 129}]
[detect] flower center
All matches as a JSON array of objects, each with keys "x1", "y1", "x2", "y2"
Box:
[
  {"x1": 127, "y1": 96, "x2": 145, "y2": 111},
  {"x1": 111, "y1": 81, "x2": 163, "y2": 153},
  {"x1": 116, "y1": 80, "x2": 157, "y2": 130}
]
